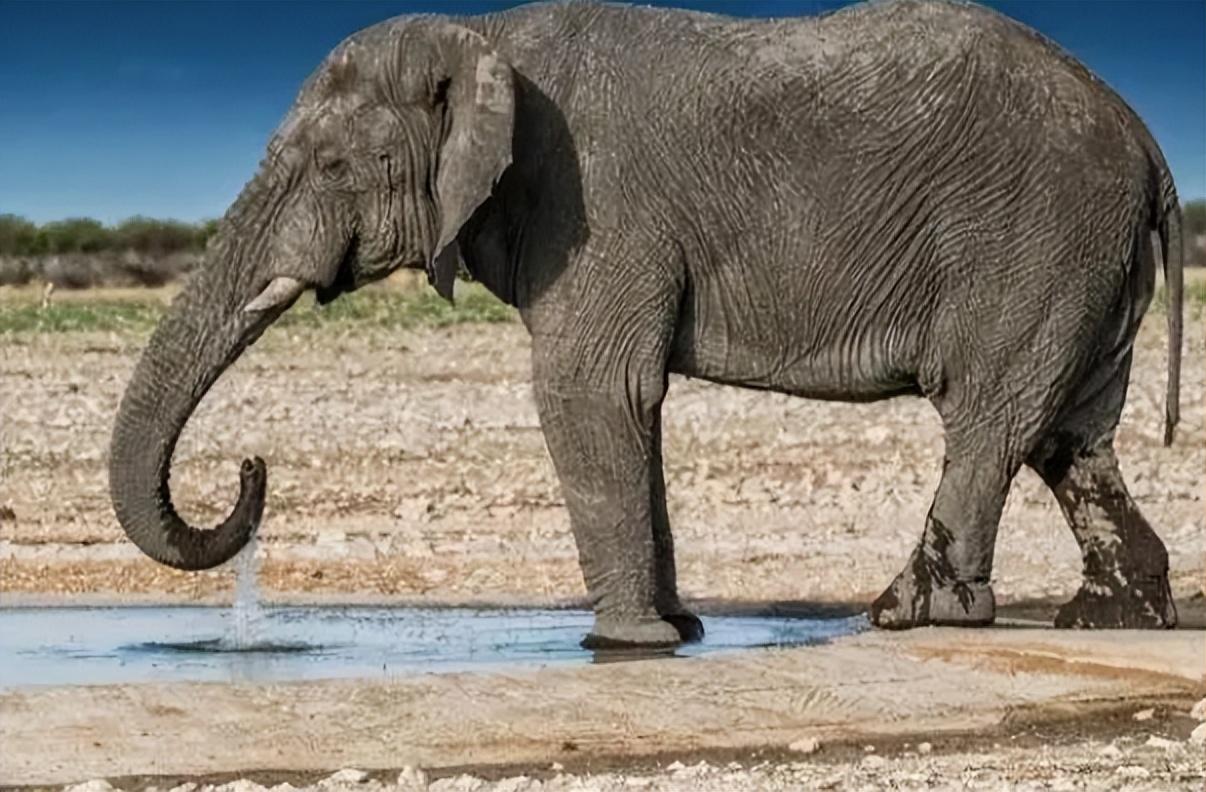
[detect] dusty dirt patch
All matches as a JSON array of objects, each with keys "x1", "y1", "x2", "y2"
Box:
[
  {"x1": 1, "y1": 629, "x2": 1202, "y2": 787},
  {"x1": 2, "y1": 289, "x2": 1202, "y2": 611},
  {"x1": 1, "y1": 285, "x2": 1203, "y2": 789}
]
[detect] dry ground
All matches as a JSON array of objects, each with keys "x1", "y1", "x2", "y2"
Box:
[
  {"x1": 1, "y1": 280, "x2": 1202, "y2": 613},
  {"x1": 1, "y1": 278, "x2": 1203, "y2": 789}
]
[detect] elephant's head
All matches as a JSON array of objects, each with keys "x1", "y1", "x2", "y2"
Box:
[{"x1": 109, "y1": 22, "x2": 515, "y2": 569}]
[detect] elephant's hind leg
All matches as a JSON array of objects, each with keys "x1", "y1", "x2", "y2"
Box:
[
  {"x1": 1027, "y1": 372, "x2": 1176, "y2": 629},
  {"x1": 870, "y1": 430, "x2": 1015, "y2": 629}
]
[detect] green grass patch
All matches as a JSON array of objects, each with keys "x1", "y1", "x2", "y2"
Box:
[
  {"x1": 278, "y1": 282, "x2": 515, "y2": 329},
  {"x1": 0, "y1": 300, "x2": 164, "y2": 334},
  {"x1": 0, "y1": 281, "x2": 515, "y2": 335}
]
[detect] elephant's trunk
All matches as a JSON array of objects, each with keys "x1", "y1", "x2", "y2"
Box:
[{"x1": 109, "y1": 168, "x2": 297, "y2": 570}]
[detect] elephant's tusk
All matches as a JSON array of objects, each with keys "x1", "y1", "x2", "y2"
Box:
[{"x1": 243, "y1": 276, "x2": 306, "y2": 313}]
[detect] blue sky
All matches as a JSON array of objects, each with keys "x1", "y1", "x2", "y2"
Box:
[{"x1": 1, "y1": 0, "x2": 1202, "y2": 224}]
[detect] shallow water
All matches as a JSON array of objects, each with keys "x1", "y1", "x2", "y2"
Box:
[{"x1": 0, "y1": 606, "x2": 866, "y2": 688}]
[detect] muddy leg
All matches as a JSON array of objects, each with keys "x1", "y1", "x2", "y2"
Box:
[
  {"x1": 1029, "y1": 436, "x2": 1176, "y2": 629},
  {"x1": 871, "y1": 436, "x2": 1014, "y2": 629}
]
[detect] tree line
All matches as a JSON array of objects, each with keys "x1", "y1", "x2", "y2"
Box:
[
  {"x1": 0, "y1": 215, "x2": 219, "y2": 257},
  {"x1": 2, "y1": 200, "x2": 1203, "y2": 262}
]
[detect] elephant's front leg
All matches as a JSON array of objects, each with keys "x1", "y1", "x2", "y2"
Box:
[{"x1": 533, "y1": 345, "x2": 699, "y2": 648}]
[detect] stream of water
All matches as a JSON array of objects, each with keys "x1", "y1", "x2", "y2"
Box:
[{"x1": 230, "y1": 534, "x2": 262, "y2": 650}]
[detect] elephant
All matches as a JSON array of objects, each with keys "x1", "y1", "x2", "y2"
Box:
[{"x1": 109, "y1": 0, "x2": 1184, "y2": 647}]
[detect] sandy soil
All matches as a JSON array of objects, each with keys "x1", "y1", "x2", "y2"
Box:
[
  {"x1": 4, "y1": 629, "x2": 1204, "y2": 787},
  {"x1": 1, "y1": 285, "x2": 1203, "y2": 788},
  {"x1": 1, "y1": 289, "x2": 1203, "y2": 612}
]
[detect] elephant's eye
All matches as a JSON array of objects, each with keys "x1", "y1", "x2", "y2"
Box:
[{"x1": 316, "y1": 152, "x2": 350, "y2": 181}]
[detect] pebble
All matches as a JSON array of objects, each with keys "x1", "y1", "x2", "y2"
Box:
[
  {"x1": 430, "y1": 775, "x2": 484, "y2": 792},
  {"x1": 1144, "y1": 735, "x2": 1179, "y2": 751},
  {"x1": 1189, "y1": 722, "x2": 1206, "y2": 746},
  {"x1": 1097, "y1": 744, "x2": 1123, "y2": 760},
  {"x1": 321, "y1": 769, "x2": 368, "y2": 786},
  {"x1": 396, "y1": 766, "x2": 428, "y2": 789},
  {"x1": 218, "y1": 782, "x2": 267, "y2": 792},
  {"x1": 861, "y1": 754, "x2": 888, "y2": 769},
  {"x1": 1116, "y1": 765, "x2": 1151, "y2": 779},
  {"x1": 1132, "y1": 708, "x2": 1155, "y2": 721},
  {"x1": 789, "y1": 736, "x2": 821, "y2": 755},
  {"x1": 64, "y1": 782, "x2": 116, "y2": 792},
  {"x1": 917, "y1": 742, "x2": 933, "y2": 755}
]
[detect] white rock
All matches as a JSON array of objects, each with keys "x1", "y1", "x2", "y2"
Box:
[
  {"x1": 1190, "y1": 722, "x2": 1206, "y2": 746},
  {"x1": 549, "y1": 763, "x2": 564, "y2": 772},
  {"x1": 64, "y1": 782, "x2": 116, "y2": 792},
  {"x1": 218, "y1": 782, "x2": 267, "y2": 792},
  {"x1": 1116, "y1": 765, "x2": 1150, "y2": 779},
  {"x1": 1132, "y1": 708, "x2": 1155, "y2": 721},
  {"x1": 789, "y1": 737, "x2": 821, "y2": 755},
  {"x1": 1145, "y1": 735, "x2": 1180, "y2": 751},
  {"x1": 1098, "y1": 744, "x2": 1123, "y2": 760},
  {"x1": 665, "y1": 761, "x2": 686, "y2": 772},
  {"x1": 492, "y1": 778, "x2": 533, "y2": 792},
  {"x1": 1190, "y1": 697, "x2": 1206, "y2": 721},
  {"x1": 917, "y1": 742, "x2": 933, "y2": 755},
  {"x1": 396, "y1": 766, "x2": 429, "y2": 789},
  {"x1": 861, "y1": 755, "x2": 887, "y2": 769},
  {"x1": 675, "y1": 762, "x2": 711, "y2": 777},
  {"x1": 323, "y1": 769, "x2": 369, "y2": 785},
  {"x1": 430, "y1": 775, "x2": 484, "y2": 792},
  {"x1": 863, "y1": 744, "x2": 876, "y2": 753},
  {"x1": 168, "y1": 785, "x2": 197, "y2": 792}
]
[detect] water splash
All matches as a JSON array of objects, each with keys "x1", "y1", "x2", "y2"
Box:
[{"x1": 229, "y1": 534, "x2": 262, "y2": 650}]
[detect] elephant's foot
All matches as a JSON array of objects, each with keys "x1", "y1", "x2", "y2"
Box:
[
  {"x1": 662, "y1": 611, "x2": 705, "y2": 643},
  {"x1": 581, "y1": 611, "x2": 702, "y2": 649},
  {"x1": 870, "y1": 550, "x2": 995, "y2": 629},
  {"x1": 1055, "y1": 572, "x2": 1177, "y2": 629}
]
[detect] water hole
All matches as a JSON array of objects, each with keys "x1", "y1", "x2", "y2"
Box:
[{"x1": 0, "y1": 605, "x2": 866, "y2": 687}]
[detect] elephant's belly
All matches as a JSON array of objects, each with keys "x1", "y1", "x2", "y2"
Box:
[{"x1": 668, "y1": 309, "x2": 921, "y2": 403}]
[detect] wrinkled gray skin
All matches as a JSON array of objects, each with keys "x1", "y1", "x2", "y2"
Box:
[{"x1": 110, "y1": 0, "x2": 1184, "y2": 646}]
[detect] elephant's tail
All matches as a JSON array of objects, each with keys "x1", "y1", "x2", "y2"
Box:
[{"x1": 1156, "y1": 183, "x2": 1183, "y2": 447}]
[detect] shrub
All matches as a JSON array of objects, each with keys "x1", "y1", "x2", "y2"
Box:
[{"x1": 0, "y1": 214, "x2": 44, "y2": 256}]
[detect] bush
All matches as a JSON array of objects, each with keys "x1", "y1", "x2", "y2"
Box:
[
  {"x1": 113, "y1": 217, "x2": 203, "y2": 255},
  {"x1": 0, "y1": 215, "x2": 41, "y2": 256},
  {"x1": 0, "y1": 215, "x2": 216, "y2": 257},
  {"x1": 37, "y1": 218, "x2": 112, "y2": 254}
]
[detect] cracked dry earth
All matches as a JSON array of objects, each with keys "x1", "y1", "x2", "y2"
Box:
[{"x1": 1, "y1": 290, "x2": 1202, "y2": 612}]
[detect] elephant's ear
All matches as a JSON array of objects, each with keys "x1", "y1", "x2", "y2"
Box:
[{"x1": 427, "y1": 27, "x2": 515, "y2": 301}]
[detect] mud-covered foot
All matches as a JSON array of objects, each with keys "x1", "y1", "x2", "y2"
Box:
[
  {"x1": 1055, "y1": 573, "x2": 1177, "y2": 629},
  {"x1": 870, "y1": 551, "x2": 995, "y2": 629},
  {"x1": 581, "y1": 615, "x2": 688, "y2": 649}
]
